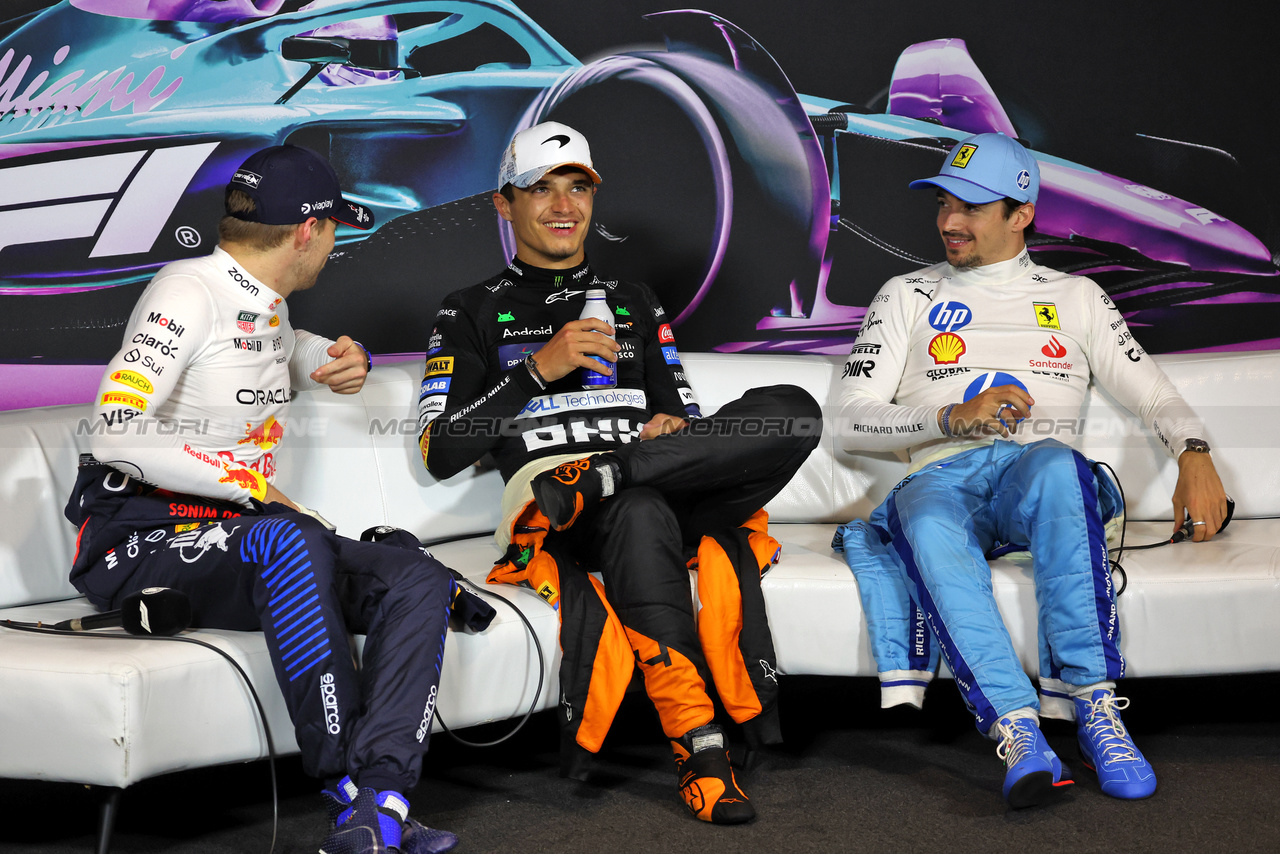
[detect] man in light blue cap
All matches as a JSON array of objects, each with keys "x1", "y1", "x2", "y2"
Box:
[
  {"x1": 833, "y1": 132, "x2": 1228, "y2": 808},
  {"x1": 908, "y1": 131, "x2": 1040, "y2": 269}
]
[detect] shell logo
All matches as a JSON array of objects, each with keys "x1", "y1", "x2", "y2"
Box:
[
  {"x1": 928, "y1": 332, "x2": 966, "y2": 365},
  {"x1": 268, "y1": 315, "x2": 280, "y2": 328}
]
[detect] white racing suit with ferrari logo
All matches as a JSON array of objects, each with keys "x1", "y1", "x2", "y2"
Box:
[{"x1": 834, "y1": 249, "x2": 1204, "y2": 733}]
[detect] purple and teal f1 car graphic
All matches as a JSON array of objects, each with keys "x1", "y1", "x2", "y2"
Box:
[{"x1": 1, "y1": 2, "x2": 1277, "y2": 398}]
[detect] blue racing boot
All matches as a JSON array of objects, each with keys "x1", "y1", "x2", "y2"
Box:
[
  {"x1": 995, "y1": 715, "x2": 1073, "y2": 809},
  {"x1": 320, "y1": 777, "x2": 458, "y2": 854},
  {"x1": 1074, "y1": 689, "x2": 1157, "y2": 799}
]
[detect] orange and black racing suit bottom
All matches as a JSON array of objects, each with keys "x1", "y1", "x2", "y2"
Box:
[{"x1": 492, "y1": 384, "x2": 822, "y2": 772}]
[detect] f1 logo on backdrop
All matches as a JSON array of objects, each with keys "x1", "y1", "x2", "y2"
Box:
[{"x1": 0, "y1": 141, "x2": 219, "y2": 259}]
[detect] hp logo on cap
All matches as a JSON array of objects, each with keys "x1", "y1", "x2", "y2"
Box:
[{"x1": 1017, "y1": 170, "x2": 1031, "y2": 191}]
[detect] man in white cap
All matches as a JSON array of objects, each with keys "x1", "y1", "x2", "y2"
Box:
[
  {"x1": 834, "y1": 132, "x2": 1228, "y2": 808},
  {"x1": 416, "y1": 121, "x2": 821, "y2": 823}
]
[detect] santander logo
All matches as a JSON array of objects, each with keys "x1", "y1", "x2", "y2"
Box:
[{"x1": 1041, "y1": 336, "x2": 1067, "y2": 359}]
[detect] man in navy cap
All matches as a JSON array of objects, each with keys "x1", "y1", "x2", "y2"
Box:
[
  {"x1": 834, "y1": 132, "x2": 1228, "y2": 808},
  {"x1": 66, "y1": 144, "x2": 467, "y2": 852}
]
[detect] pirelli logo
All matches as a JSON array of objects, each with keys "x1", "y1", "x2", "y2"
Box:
[
  {"x1": 424, "y1": 357, "x2": 454, "y2": 377},
  {"x1": 101, "y1": 391, "x2": 148, "y2": 411}
]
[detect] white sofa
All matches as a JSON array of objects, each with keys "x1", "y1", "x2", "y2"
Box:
[{"x1": 3, "y1": 351, "x2": 1279, "y2": 847}]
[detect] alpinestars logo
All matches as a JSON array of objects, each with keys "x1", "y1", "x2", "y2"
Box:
[
  {"x1": 0, "y1": 141, "x2": 219, "y2": 259},
  {"x1": 546, "y1": 289, "x2": 584, "y2": 303}
]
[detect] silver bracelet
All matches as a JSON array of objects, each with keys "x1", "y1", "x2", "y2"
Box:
[{"x1": 525, "y1": 354, "x2": 548, "y2": 390}]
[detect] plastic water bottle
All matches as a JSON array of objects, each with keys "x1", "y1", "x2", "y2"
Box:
[{"x1": 579, "y1": 288, "x2": 616, "y2": 389}]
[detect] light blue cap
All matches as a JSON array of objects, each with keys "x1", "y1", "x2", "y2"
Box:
[{"x1": 909, "y1": 132, "x2": 1040, "y2": 204}]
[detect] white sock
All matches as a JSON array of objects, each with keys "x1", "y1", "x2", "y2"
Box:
[
  {"x1": 989, "y1": 706, "x2": 1039, "y2": 740},
  {"x1": 1070, "y1": 680, "x2": 1115, "y2": 700}
]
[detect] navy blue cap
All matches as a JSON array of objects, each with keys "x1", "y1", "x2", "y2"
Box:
[
  {"x1": 909, "y1": 132, "x2": 1040, "y2": 205},
  {"x1": 228, "y1": 144, "x2": 374, "y2": 229}
]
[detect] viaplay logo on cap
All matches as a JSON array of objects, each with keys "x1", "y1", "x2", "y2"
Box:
[{"x1": 233, "y1": 170, "x2": 262, "y2": 188}]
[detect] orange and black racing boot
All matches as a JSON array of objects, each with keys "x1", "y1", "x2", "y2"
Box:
[
  {"x1": 671, "y1": 723, "x2": 755, "y2": 824},
  {"x1": 531, "y1": 454, "x2": 622, "y2": 531}
]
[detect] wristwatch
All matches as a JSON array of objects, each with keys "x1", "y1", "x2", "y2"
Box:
[{"x1": 1184, "y1": 438, "x2": 1211, "y2": 454}]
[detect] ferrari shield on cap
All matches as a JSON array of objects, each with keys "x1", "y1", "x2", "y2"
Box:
[
  {"x1": 228, "y1": 144, "x2": 374, "y2": 230},
  {"x1": 909, "y1": 132, "x2": 1040, "y2": 205},
  {"x1": 498, "y1": 121, "x2": 603, "y2": 189}
]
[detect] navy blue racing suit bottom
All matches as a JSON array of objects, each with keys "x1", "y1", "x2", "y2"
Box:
[{"x1": 71, "y1": 490, "x2": 453, "y2": 795}]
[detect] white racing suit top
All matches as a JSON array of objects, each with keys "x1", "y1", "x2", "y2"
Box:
[
  {"x1": 87, "y1": 246, "x2": 335, "y2": 506},
  {"x1": 835, "y1": 248, "x2": 1202, "y2": 466},
  {"x1": 833, "y1": 249, "x2": 1205, "y2": 729}
]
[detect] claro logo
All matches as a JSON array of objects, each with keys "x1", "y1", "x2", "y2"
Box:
[{"x1": 320, "y1": 673, "x2": 341, "y2": 735}]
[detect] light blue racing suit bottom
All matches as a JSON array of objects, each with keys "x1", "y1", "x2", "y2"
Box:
[{"x1": 836, "y1": 439, "x2": 1124, "y2": 734}]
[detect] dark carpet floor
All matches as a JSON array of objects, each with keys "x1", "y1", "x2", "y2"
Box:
[{"x1": 4, "y1": 673, "x2": 1278, "y2": 854}]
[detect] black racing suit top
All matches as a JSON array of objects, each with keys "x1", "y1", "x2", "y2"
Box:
[{"x1": 418, "y1": 257, "x2": 701, "y2": 482}]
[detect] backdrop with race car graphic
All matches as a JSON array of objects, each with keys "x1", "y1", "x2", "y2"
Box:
[{"x1": 2, "y1": 0, "x2": 1277, "y2": 410}]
